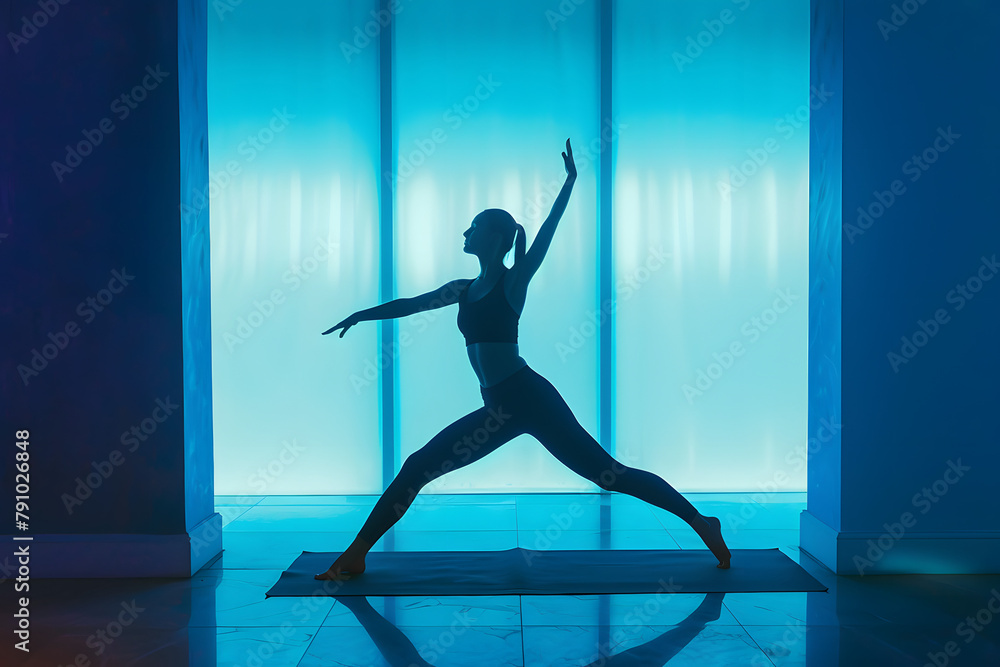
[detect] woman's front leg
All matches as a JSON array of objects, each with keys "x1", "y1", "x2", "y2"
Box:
[{"x1": 315, "y1": 403, "x2": 523, "y2": 580}]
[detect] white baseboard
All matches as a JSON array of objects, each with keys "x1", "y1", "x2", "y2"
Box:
[{"x1": 800, "y1": 510, "x2": 1000, "y2": 575}]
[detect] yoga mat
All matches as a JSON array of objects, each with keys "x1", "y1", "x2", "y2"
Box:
[{"x1": 266, "y1": 548, "x2": 827, "y2": 597}]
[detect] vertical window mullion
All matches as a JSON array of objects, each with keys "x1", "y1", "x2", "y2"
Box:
[
  {"x1": 600, "y1": 0, "x2": 615, "y2": 475},
  {"x1": 379, "y1": 0, "x2": 396, "y2": 493}
]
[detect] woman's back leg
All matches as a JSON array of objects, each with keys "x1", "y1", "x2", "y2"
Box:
[{"x1": 521, "y1": 376, "x2": 732, "y2": 567}]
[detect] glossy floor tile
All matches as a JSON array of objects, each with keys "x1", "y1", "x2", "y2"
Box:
[
  {"x1": 520, "y1": 592, "x2": 741, "y2": 627},
  {"x1": 227, "y1": 502, "x2": 519, "y2": 533},
  {"x1": 323, "y1": 595, "x2": 523, "y2": 627},
  {"x1": 211, "y1": 531, "x2": 362, "y2": 569},
  {"x1": 522, "y1": 624, "x2": 769, "y2": 666},
  {"x1": 517, "y1": 528, "x2": 681, "y2": 550},
  {"x1": 300, "y1": 624, "x2": 524, "y2": 666},
  {"x1": 8, "y1": 493, "x2": 1000, "y2": 666},
  {"x1": 216, "y1": 626, "x2": 317, "y2": 666}
]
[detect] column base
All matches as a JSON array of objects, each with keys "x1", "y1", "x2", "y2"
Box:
[
  {"x1": 800, "y1": 510, "x2": 1000, "y2": 575},
  {"x1": 3, "y1": 512, "x2": 222, "y2": 578}
]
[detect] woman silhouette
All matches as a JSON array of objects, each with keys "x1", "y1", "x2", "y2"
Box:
[{"x1": 316, "y1": 139, "x2": 731, "y2": 580}]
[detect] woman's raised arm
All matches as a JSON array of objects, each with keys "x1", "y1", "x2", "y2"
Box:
[{"x1": 515, "y1": 138, "x2": 577, "y2": 282}]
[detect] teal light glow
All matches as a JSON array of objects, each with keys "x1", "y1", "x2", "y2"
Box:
[
  {"x1": 208, "y1": 1, "x2": 382, "y2": 495},
  {"x1": 392, "y1": 0, "x2": 601, "y2": 493},
  {"x1": 614, "y1": 0, "x2": 810, "y2": 491},
  {"x1": 209, "y1": 0, "x2": 808, "y2": 494}
]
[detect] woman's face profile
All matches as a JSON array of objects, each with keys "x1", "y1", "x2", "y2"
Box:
[{"x1": 463, "y1": 216, "x2": 494, "y2": 256}]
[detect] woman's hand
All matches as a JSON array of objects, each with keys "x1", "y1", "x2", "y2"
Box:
[
  {"x1": 562, "y1": 138, "x2": 577, "y2": 181},
  {"x1": 322, "y1": 312, "x2": 361, "y2": 337}
]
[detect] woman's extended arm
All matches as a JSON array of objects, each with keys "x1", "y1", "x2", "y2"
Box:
[
  {"x1": 516, "y1": 138, "x2": 577, "y2": 281},
  {"x1": 356, "y1": 299, "x2": 414, "y2": 322},
  {"x1": 322, "y1": 279, "x2": 470, "y2": 337}
]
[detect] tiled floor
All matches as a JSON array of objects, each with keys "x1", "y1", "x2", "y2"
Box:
[{"x1": 11, "y1": 493, "x2": 1000, "y2": 666}]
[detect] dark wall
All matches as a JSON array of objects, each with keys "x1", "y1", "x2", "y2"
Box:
[
  {"x1": 842, "y1": 0, "x2": 1000, "y2": 532},
  {"x1": 1, "y1": 1, "x2": 197, "y2": 535},
  {"x1": 808, "y1": 0, "x2": 1000, "y2": 535}
]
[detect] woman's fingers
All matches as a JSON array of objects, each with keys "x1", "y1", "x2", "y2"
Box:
[
  {"x1": 323, "y1": 314, "x2": 359, "y2": 337},
  {"x1": 562, "y1": 138, "x2": 576, "y2": 177},
  {"x1": 322, "y1": 322, "x2": 346, "y2": 336}
]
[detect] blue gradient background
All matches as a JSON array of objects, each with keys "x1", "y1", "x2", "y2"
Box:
[{"x1": 208, "y1": 0, "x2": 809, "y2": 495}]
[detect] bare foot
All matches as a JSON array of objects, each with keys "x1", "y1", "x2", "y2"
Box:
[
  {"x1": 314, "y1": 548, "x2": 367, "y2": 580},
  {"x1": 692, "y1": 515, "x2": 731, "y2": 569}
]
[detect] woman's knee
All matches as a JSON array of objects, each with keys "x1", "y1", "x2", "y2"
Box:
[
  {"x1": 400, "y1": 447, "x2": 460, "y2": 487},
  {"x1": 591, "y1": 461, "x2": 632, "y2": 491},
  {"x1": 398, "y1": 452, "x2": 435, "y2": 487}
]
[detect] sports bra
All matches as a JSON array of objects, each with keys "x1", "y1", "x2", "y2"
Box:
[{"x1": 456, "y1": 269, "x2": 519, "y2": 345}]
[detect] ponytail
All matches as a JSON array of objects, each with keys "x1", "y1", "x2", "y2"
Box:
[
  {"x1": 513, "y1": 223, "x2": 526, "y2": 266},
  {"x1": 479, "y1": 209, "x2": 523, "y2": 266}
]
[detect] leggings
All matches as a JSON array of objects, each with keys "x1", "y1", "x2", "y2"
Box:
[{"x1": 356, "y1": 364, "x2": 701, "y2": 545}]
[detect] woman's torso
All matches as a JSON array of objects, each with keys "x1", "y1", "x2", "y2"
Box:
[
  {"x1": 462, "y1": 269, "x2": 528, "y2": 388},
  {"x1": 466, "y1": 342, "x2": 527, "y2": 388}
]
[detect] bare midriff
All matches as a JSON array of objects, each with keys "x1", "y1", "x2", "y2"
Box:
[{"x1": 466, "y1": 342, "x2": 528, "y2": 388}]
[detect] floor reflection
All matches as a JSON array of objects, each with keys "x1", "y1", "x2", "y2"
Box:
[
  {"x1": 6, "y1": 494, "x2": 1000, "y2": 666},
  {"x1": 328, "y1": 592, "x2": 724, "y2": 667}
]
